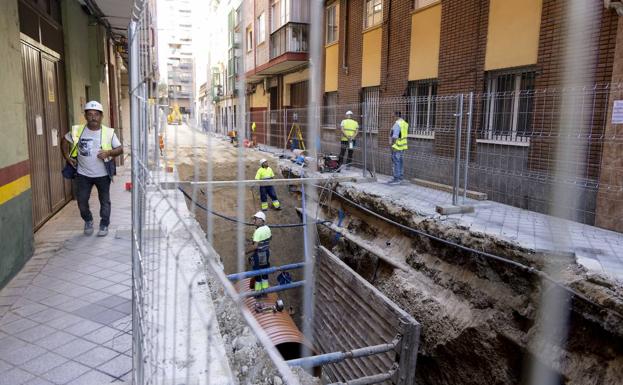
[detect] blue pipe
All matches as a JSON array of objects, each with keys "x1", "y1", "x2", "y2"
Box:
[
  {"x1": 227, "y1": 262, "x2": 306, "y2": 281},
  {"x1": 238, "y1": 280, "x2": 305, "y2": 298},
  {"x1": 286, "y1": 340, "x2": 398, "y2": 368}
]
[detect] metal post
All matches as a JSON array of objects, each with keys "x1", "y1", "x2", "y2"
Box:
[
  {"x1": 286, "y1": 339, "x2": 398, "y2": 368},
  {"x1": 463, "y1": 92, "x2": 474, "y2": 203},
  {"x1": 452, "y1": 94, "x2": 464, "y2": 206},
  {"x1": 363, "y1": 111, "x2": 367, "y2": 177},
  {"x1": 128, "y1": 19, "x2": 141, "y2": 385},
  {"x1": 153, "y1": 100, "x2": 158, "y2": 170}
]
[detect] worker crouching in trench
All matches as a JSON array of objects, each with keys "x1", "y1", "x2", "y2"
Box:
[{"x1": 246, "y1": 211, "x2": 272, "y2": 295}]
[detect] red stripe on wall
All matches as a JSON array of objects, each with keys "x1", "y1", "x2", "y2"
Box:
[{"x1": 0, "y1": 160, "x2": 30, "y2": 186}]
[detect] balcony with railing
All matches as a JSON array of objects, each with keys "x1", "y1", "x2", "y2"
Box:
[{"x1": 269, "y1": 22, "x2": 308, "y2": 60}]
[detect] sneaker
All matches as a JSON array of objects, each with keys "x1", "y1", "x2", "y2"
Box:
[
  {"x1": 84, "y1": 221, "x2": 94, "y2": 235},
  {"x1": 97, "y1": 225, "x2": 108, "y2": 237},
  {"x1": 388, "y1": 179, "x2": 401, "y2": 185}
]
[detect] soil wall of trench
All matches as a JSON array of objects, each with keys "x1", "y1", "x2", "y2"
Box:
[{"x1": 314, "y1": 183, "x2": 623, "y2": 385}]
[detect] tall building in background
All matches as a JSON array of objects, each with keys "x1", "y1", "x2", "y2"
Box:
[{"x1": 160, "y1": 0, "x2": 195, "y2": 114}]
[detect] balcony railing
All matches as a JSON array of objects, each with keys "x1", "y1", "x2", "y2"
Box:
[
  {"x1": 168, "y1": 91, "x2": 192, "y2": 99},
  {"x1": 269, "y1": 22, "x2": 309, "y2": 60}
]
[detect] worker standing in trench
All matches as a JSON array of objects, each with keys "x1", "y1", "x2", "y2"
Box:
[
  {"x1": 255, "y1": 159, "x2": 282, "y2": 211},
  {"x1": 246, "y1": 211, "x2": 272, "y2": 294}
]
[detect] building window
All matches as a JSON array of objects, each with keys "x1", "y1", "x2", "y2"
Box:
[
  {"x1": 257, "y1": 13, "x2": 266, "y2": 44},
  {"x1": 412, "y1": 0, "x2": 438, "y2": 10},
  {"x1": 323, "y1": 92, "x2": 338, "y2": 127},
  {"x1": 483, "y1": 69, "x2": 536, "y2": 141},
  {"x1": 364, "y1": 0, "x2": 382, "y2": 29},
  {"x1": 325, "y1": 3, "x2": 339, "y2": 44},
  {"x1": 235, "y1": 7, "x2": 241, "y2": 27},
  {"x1": 407, "y1": 80, "x2": 437, "y2": 138},
  {"x1": 362, "y1": 87, "x2": 380, "y2": 133},
  {"x1": 271, "y1": 0, "x2": 291, "y2": 32},
  {"x1": 246, "y1": 26, "x2": 253, "y2": 52}
]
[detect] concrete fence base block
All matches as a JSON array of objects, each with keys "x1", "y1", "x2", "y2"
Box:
[{"x1": 436, "y1": 205, "x2": 475, "y2": 215}]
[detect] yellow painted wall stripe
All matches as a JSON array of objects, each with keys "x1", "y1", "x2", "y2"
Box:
[
  {"x1": 485, "y1": 0, "x2": 542, "y2": 71},
  {"x1": 0, "y1": 175, "x2": 31, "y2": 205},
  {"x1": 361, "y1": 27, "x2": 382, "y2": 87},
  {"x1": 409, "y1": 3, "x2": 441, "y2": 81},
  {"x1": 325, "y1": 43, "x2": 339, "y2": 92}
]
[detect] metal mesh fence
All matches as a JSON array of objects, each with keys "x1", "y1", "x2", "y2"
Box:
[
  {"x1": 129, "y1": 5, "x2": 302, "y2": 385},
  {"x1": 206, "y1": 85, "x2": 623, "y2": 226}
]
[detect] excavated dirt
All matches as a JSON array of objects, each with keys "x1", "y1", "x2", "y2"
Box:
[
  {"x1": 175, "y1": 141, "x2": 306, "y2": 326},
  {"x1": 172, "y1": 137, "x2": 623, "y2": 385},
  {"x1": 172, "y1": 138, "x2": 318, "y2": 385},
  {"x1": 314, "y1": 182, "x2": 623, "y2": 385}
]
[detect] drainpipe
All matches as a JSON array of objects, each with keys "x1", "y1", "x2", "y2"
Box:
[
  {"x1": 341, "y1": 0, "x2": 349, "y2": 75},
  {"x1": 383, "y1": 0, "x2": 392, "y2": 90}
]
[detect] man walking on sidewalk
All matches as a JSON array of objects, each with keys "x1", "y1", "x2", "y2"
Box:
[
  {"x1": 62, "y1": 101, "x2": 123, "y2": 236},
  {"x1": 389, "y1": 111, "x2": 408, "y2": 185}
]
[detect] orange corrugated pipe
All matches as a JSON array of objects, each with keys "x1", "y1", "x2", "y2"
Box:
[{"x1": 234, "y1": 278, "x2": 311, "y2": 360}]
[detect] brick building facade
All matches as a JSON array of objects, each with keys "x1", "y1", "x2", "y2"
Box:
[{"x1": 319, "y1": 0, "x2": 623, "y2": 230}]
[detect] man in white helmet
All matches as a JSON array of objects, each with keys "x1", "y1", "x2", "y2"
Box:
[
  {"x1": 338, "y1": 110, "x2": 359, "y2": 168},
  {"x1": 254, "y1": 158, "x2": 281, "y2": 211},
  {"x1": 245, "y1": 211, "x2": 272, "y2": 293},
  {"x1": 61, "y1": 101, "x2": 123, "y2": 236}
]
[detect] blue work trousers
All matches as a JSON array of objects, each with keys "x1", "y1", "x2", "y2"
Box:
[
  {"x1": 260, "y1": 186, "x2": 278, "y2": 204},
  {"x1": 391, "y1": 150, "x2": 405, "y2": 181}
]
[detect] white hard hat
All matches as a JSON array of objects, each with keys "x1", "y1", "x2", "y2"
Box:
[
  {"x1": 253, "y1": 211, "x2": 266, "y2": 222},
  {"x1": 84, "y1": 100, "x2": 103, "y2": 112},
  {"x1": 259, "y1": 158, "x2": 268, "y2": 166},
  {"x1": 345, "y1": 110, "x2": 353, "y2": 116}
]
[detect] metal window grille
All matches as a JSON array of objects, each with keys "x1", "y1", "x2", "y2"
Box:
[
  {"x1": 362, "y1": 87, "x2": 380, "y2": 133},
  {"x1": 407, "y1": 80, "x2": 437, "y2": 138},
  {"x1": 323, "y1": 92, "x2": 337, "y2": 127},
  {"x1": 483, "y1": 69, "x2": 536, "y2": 142}
]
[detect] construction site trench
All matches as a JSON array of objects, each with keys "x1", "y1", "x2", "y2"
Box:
[{"x1": 175, "y1": 139, "x2": 623, "y2": 385}]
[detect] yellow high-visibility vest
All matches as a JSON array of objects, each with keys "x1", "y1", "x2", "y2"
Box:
[
  {"x1": 340, "y1": 119, "x2": 359, "y2": 141},
  {"x1": 70, "y1": 124, "x2": 114, "y2": 158},
  {"x1": 392, "y1": 119, "x2": 409, "y2": 151},
  {"x1": 255, "y1": 166, "x2": 275, "y2": 180}
]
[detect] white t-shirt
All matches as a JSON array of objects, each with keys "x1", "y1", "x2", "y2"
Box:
[{"x1": 65, "y1": 127, "x2": 121, "y2": 177}]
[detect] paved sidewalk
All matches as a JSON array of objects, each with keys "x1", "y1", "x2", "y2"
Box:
[{"x1": 0, "y1": 167, "x2": 133, "y2": 385}]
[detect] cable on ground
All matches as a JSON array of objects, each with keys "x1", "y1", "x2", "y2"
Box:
[{"x1": 177, "y1": 186, "x2": 330, "y2": 228}]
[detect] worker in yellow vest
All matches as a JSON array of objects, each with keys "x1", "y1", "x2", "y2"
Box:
[
  {"x1": 61, "y1": 101, "x2": 123, "y2": 236},
  {"x1": 251, "y1": 121, "x2": 257, "y2": 147},
  {"x1": 255, "y1": 159, "x2": 281, "y2": 211},
  {"x1": 389, "y1": 111, "x2": 408, "y2": 185},
  {"x1": 338, "y1": 110, "x2": 359, "y2": 168},
  {"x1": 245, "y1": 211, "x2": 272, "y2": 293}
]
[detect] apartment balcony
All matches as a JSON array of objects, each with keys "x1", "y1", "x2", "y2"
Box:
[
  {"x1": 247, "y1": 22, "x2": 309, "y2": 78},
  {"x1": 168, "y1": 91, "x2": 192, "y2": 99},
  {"x1": 270, "y1": 22, "x2": 309, "y2": 59}
]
